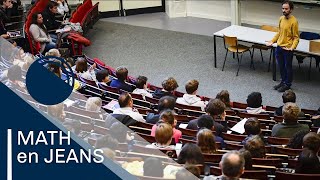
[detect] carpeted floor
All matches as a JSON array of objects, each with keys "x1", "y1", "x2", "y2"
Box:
[{"x1": 84, "y1": 21, "x2": 320, "y2": 110}]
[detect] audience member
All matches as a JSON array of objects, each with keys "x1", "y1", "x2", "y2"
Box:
[
  {"x1": 42, "y1": 1, "x2": 61, "y2": 32},
  {"x1": 74, "y1": 57, "x2": 96, "y2": 81},
  {"x1": 29, "y1": 12, "x2": 56, "y2": 53},
  {"x1": 287, "y1": 130, "x2": 309, "y2": 149},
  {"x1": 275, "y1": 90, "x2": 305, "y2": 117},
  {"x1": 5, "y1": 65, "x2": 25, "y2": 90},
  {"x1": 245, "y1": 92, "x2": 266, "y2": 114},
  {"x1": 177, "y1": 143, "x2": 204, "y2": 165},
  {"x1": 113, "y1": 92, "x2": 145, "y2": 122},
  {"x1": 47, "y1": 59, "x2": 62, "y2": 78},
  {"x1": 85, "y1": 97, "x2": 102, "y2": 112},
  {"x1": 147, "y1": 123, "x2": 175, "y2": 149},
  {"x1": 132, "y1": 75, "x2": 152, "y2": 99},
  {"x1": 151, "y1": 110, "x2": 181, "y2": 143},
  {"x1": 143, "y1": 157, "x2": 164, "y2": 177},
  {"x1": 216, "y1": 90, "x2": 231, "y2": 110},
  {"x1": 146, "y1": 96, "x2": 176, "y2": 124},
  {"x1": 47, "y1": 103, "x2": 65, "y2": 122},
  {"x1": 110, "y1": 66, "x2": 132, "y2": 92},
  {"x1": 187, "y1": 99, "x2": 227, "y2": 137},
  {"x1": 295, "y1": 148, "x2": 320, "y2": 174},
  {"x1": 96, "y1": 69, "x2": 111, "y2": 86},
  {"x1": 152, "y1": 77, "x2": 178, "y2": 99},
  {"x1": 0, "y1": 0, "x2": 12, "y2": 38},
  {"x1": 5, "y1": 0, "x2": 20, "y2": 17},
  {"x1": 241, "y1": 117, "x2": 262, "y2": 145},
  {"x1": 197, "y1": 128, "x2": 217, "y2": 154},
  {"x1": 176, "y1": 79, "x2": 205, "y2": 111},
  {"x1": 204, "y1": 151, "x2": 245, "y2": 180},
  {"x1": 272, "y1": 103, "x2": 309, "y2": 138},
  {"x1": 62, "y1": 118, "x2": 81, "y2": 136},
  {"x1": 239, "y1": 149, "x2": 253, "y2": 170},
  {"x1": 303, "y1": 132, "x2": 320, "y2": 154},
  {"x1": 244, "y1": 135, "x2": 266, "y2": 158},
  {"x1": 176, "y1": 165, "x2": 200, "y2": 179},
  {"x1": 94, "y1": 134, "x2": 119, "y2": 150}
]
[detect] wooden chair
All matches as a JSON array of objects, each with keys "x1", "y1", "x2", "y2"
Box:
[
  {"x1": 232, "y1": 101, "x2": 247, "y2": 109},
  {"x1": 225, "y1": 142, "x2": 243, "y2": 150},
  {"x1": 301, "y1": 108, "x2": 318, "y2": 116},
  {"x1": 252, "y1": 158, "x2": 283, "y2": 168},
  {"x1": 131, "y1": 144, "x2": 176, "y2": 158},
  {"x1": 80, "y1": 122, "x2": 93, "y2": 133},
  {"x1": 203, "y1": 153, "x2": 223, "y2": 163},
  {"x1": 222, "y1": 35, "x2": 253, "y2": 76},
  {"x1": 175, "y1": 102, "x2": 202, "y2": 112},
  {"x1": 238, "y1": 112, "x2": 270, "y2": 120},
  {"x1": 275, "y1": 171, "x2": 320, "y2": 180},
  {"x1": 129, "y1": 126, "x2": 152, "y2": 134},
  {"x1": 66, "y1": 105, "x2": 102, "y2": 119},
  {"x1": 135, "y1": 175, "x2": 174, "y2": 180},
  {"x1": 222, "y1": 133, "x2": 246, "y2": 142},
  {"x1": 93, "y1": 125, "x2": 108, "y2": 135},
  {"x1": 266, "y1": 105, "x2": 277, "y2": 112},
  {"x1": 275, "y1": 147, "x2": 302, "y2": 156},
  {"x1": 145, "y1": 96, "x2": 159, "y2": 105},
  {"x1": 178, "y1": 128, "x2": 198, "y2": 137},
  {"x1": 267, "y1": 136, "x2": 290, "y2": 145},
  {"x1": 135, "y1": 121, "x2": 154, "y2": 129},
  {"x1": 210, "y1": 166, "x2": 268, "y2": 180}
]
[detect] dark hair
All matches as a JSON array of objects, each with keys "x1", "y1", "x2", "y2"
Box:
[
  {"x1": 143, "y1": 157, "x2": 164, "y2": 177},
  {"x1": 247, "y1": 92, "x2": 262, "y2": 108},
  {"x1": 295, "y1": 149, "x2": 320, "y2": 174},
  {"x1": 197, "y1": 115, "x2": 214, "y2": 130},
  {"x1": 31, "y1": 12, "x2": 48, "y2": 35},
  {"x1": 115, "y1": 66, "x2": 128, "y2": 81},
  {"x1": 75, "y1": 58, "x2": 88, "y2": 73},
  {"x1": 7, "y1": 65, "x2": 22, "y2": 82},
  {"x1": 47, "y1": 1, "x2": 59, "y2": 9},
  {"x1": 185, "y1": 79, "x2": 199, "y2": 94},
  {"x1": 96, "y1": 69, "x2": 109, "y2": 82},
  {"x1": 158, "y1": 96, "x2": 176, "y2": 112},
  {"x1": 159, "y1": 110, "x2": 175, "y2": 125},
  {"x1": 216, "y1": 90, "x2": 231, "y2": 109},
  {"x1": 239, "y1": 149, "x2": 253, "y2": 170},
  {"x1": 283, "y1": 0, "x2": 294, "y2": 10},
  {"x1": 62, "y1": 119, "x2": 81, "y2": 136},
  {"x1": 205, "y1": 99, "x2": 226, "y2": 117},
  {"x1": 244, "y1": 135, "x2": 266, "y2": 158},
  {"x1": 135, "y1": 76, "x2": 148, "y2": 89},
  {"x1": 47, "y1": 60, "x2": 62, "y2": 78},
  {"x1": 118, "y1": 92, "x2": 132, "y2": 108},
  {"x1": 177, "y1": 143, "x2": 204, "y2": 165},
  {"x1": 109, "y1": 122, "x2": 127, "y2": 143},
  {"x1": 282, "y1": 90, "x2": 296, "y2": 103},
  {"x1": 176, "y1": 165, "x2": 201, "y2": 179},
  {"x1": 303, "y1": 132, "x2": 320, "y2": 152},
  {"x1": 244, "y1": 117, "x2": 261, "y2": 135},
  {"x1": 287, "y1": 130, "x2": 309, "y2": 149},
  {"x1": 220, "y1": 151, "x2": 245, "y2": 178},
  {"x1": 162, "y1": 77, "x2": 178, "y2": 92},
  {"x1": 94, "y1": 134, "x2": 119, "y2": 150}
]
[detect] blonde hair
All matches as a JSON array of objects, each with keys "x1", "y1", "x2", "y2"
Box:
[
  {"x1": 45, "y1": 49, "x2": 61, "y2": 57},
  {"x1": 85, "y1": 97, "x2": 102, "y2": 112},
  {"x1": 197, "y1": 128, "x2": 216, "y2": 154},
  {"x1": 282, "y1": 102, "x2": 300, "y2": 122},
  {"x1": 155, "y1": 123, "x2": 173, "y2": 145}
]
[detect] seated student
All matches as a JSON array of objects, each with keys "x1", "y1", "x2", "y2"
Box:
[
  {"x1": 245, "y1": 92, "x2": 266, "y2": 114},
  {"x1": 176, "y1": 79, "x2": 206, "y2": 111},
  {"x1": 94, "y1": 134, "x2": 119, "y2": 150},
  {"x1": 187, "y1": 99, "x2": 227, "y2": 137},
  {"x1": 0, "y1": 0, "x2": 12, "y2": 39},
  {"x1": 29, "y1": 12, "x2": 56, "y2": 53},
  {"x1": 151, "y1": 110, "x2": 181, "y2": 143},
  {"x1": 239, "y1": 149, "x2": 253, "y2": 170},
  {"x1": 47, "y1": 59, "x2": 62, "y2": 78},
  {"x1": 295, "y1": 148, "x2": 320, "y2": 174},
  {"x1": 275, "y1": 90, "x2": 305, "y2": 117},
  {"x1": 177, "y1": 143, "x2": 204, "y2": 165},
  {"x1": 303, "y1": 132, "x2": 320, "y2": 155},
  {"x1": 216, "y1": 90, "x2": 232, "y2": 110},
  {"x1": 5, "y1": 0, "x2": 20, "y2": 17},
  {"x1": 197, "y1": 128, "x2": 217, "y2": 154},
  {"x1": 146, "y1": 123, "x2": 175, "y2": 149},
  {"x1": 45, "y1": 48, "x2": 61, "y2": 57},
  {"x1": 241, "y1": 117, "x2": 262, "y2": 145},
  {"x1": 42, "y1": 1, "x2": 61, "y2": 33},
  {"x1": 286, "y1": 130, "x2": 309, "y2": 149},
  {"x1": 55, "y1": 0, "x2": 69, "y2": 16},
  {"x1": 62, "y1": 118, "x2": 81, "y2": 136},
  {"x1": 5, "y1": 65, "x2": 25, "y2": 90},
  {"x1": 110, "y1": 66, "x2": 133, "y2": 92},
  {"x1": 85, "y1": 97, "x2": 102, "y2": 112},
  {"x1": 176, "y1": 165, "x2": 201, "y2": 179},
  {"x1": 96, "y1": 69, "x2": 111, "y2": 86},
  {"x1": 143, "y1": 157, "x2": 164, "y2": 178},
  {"x1": 244, "y1": 135, "x2": 266, "y2": 158},
  {"x1": 113, "y1": 92, "x2": 145, "y2": 122},
  {"x1": 272, "y1": 103, "x2": 309, "y2": 138},
  {"x1": 152, "y1": 77, "x2": 178, "y2": 99},
  {"x1": 132, "y1": 75, "x2": 152, "y2": 99},
  {"x1": 47, "y1": 103, "x2": 65, "y2": 122},
  {"x1": 146, "y1": 96, "x2": 176, "y2": 124},
  {"x1": 74, "y1": 57, "x2": 96, "y2": 81}
]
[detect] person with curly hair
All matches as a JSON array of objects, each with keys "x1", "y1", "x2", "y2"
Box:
[
  {"x1": 152, "y1": 77, "x2": 178, "y2": 99},
  {"x1": 197, "y1": 128, "x2": 217, "y2": 154}
]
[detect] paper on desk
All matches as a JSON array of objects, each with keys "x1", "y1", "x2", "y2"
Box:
[
  {"x1": 230, "y1": 118, "x2": 248, "y2": 134},
  {"x1": 63, "y1": 99, "x2": 75, "y2": 108},
  {"x1": 178, "y1": 123, "x2": 188, "y2": 129},
  {"x1": 103, "y1": 100, "x2": 120, "y2": 111}
]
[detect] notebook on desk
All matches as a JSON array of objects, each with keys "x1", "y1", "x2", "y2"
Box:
[{"x1": 7, "y1": 30, "x2": 21, "y2": 37}]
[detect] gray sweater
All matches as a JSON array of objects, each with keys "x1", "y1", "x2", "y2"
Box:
[
  {"x1": 271, "y1": 122, "x2": 309, "y2": 138},
  {"x1": 29, "y1": 24, "x2": 52, "y2": 53}
]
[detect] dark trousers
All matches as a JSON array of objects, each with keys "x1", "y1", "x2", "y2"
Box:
[{"x1": 276, "y1": 46, "x2": 294, "y2": 87}]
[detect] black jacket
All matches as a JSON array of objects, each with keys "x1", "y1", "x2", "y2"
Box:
[
  {"x1": 42, "y1": 8, "x2": 61, "y2": 31},
  {"x1": 186, "y1": 118, "x2": 227, "y2": 137},
  {"x1": 152, "y1": 89, "x2": 176, "y2": 99},
  {"x1": 146, "y1": 113, "x2": 160, "y2": 124},
  {"x1": 105, "y1": 114, "x2": 137, "y2": 128},
  {"x1": 0, "y1": 7, "x2": 9, "y2": 34}
]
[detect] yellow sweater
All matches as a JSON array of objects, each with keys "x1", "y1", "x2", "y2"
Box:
[{"x1": 271, "y1": 15, "x2": 299, "y2": 49}]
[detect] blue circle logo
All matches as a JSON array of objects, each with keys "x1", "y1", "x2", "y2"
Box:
[{"x1": 26, "y1": 56, "x2": 75, "y2": 105}]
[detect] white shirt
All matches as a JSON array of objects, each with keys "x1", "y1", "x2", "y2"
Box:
[
  {"x1": 113, "y1": 107, "x2": 145, "y2": 122},
  {"x1": 57, "y1": 1, "x2": 69, "y2": 15},
  {"x1": 132, "y1": 88, "x2": 152, "y2": 99},
  {"x1": 176, "y1": 94, "x2": 206, "y2": 111}
]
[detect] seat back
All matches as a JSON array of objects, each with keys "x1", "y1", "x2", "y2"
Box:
[
  {"x1": 223, "y1": 35, "x2": 238, "y2": 47},
  {"x1": 210, "y1": 166, "x2": 268, "y2": 180},
  {"x1": 252, "y1": 158, "x2": 283, "y2": 167},
  {"x1": 310, "y1": 40, "x2": 320, "y2": 54},
  {"x1": 275, "y1": 147, "x2": 302, "y2": 156},
  {"x1": 238, "y1": 112, "x2": 270, "y2": 120},
  {"x1": 261, "y1": 25, "x2": 279, "y2": 32},
  {"x1": 275, "y1": 171, "x2": 320, "y2": 180},
  {"x1": 267, "y1": 136, "x2": 290, "y2": 145},
  {"x1": 222, "y1": 133, "x2": 246, "y2": 142}
]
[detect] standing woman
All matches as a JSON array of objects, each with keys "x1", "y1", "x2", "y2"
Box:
[{"x1": 29, "y1": 12, "x2": 56, "y2": 53}]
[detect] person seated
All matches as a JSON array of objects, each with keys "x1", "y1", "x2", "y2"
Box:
[
  {"x1": 204, "y1": 151, "x2": 245, "y2": 180},
  {"x1": 275, "y1": 90, "x2": 305, "y2": 117},
  {"x1": 286, "y1": 130, "x2": 309, "y2": 149},
  {"x1": 45, "y1": 48, "x2": 61, "y2": 57},
  {"x1": 132, "y1": 75, "x2": 152, "y2": 100},
  {"x1": 176, "y1": 79, "x2": 206, "y2": 111},
  {"x1": 94, "y1": 134, "x2": 119, "y2": 150},
  {"x1": 295, "y1": 148, "x2": 320, "y2": 174},
  {"x1": 146, "y1": 123, "x2": 175, "y2": 149},
  {"x1": 152, "y1": 77, "x2": 178, "y2": 99},
  {"x1": 216, "y1": 90, "x2": 232, "y2": 110},
  {"x1": 55, "y1": 0, "x2": 69, "y2": 16},
  {"x1": 151, "y1": 110, "x2": 181, "y2": 143},
  {"x1": 146, "y1": 96, "x2": 176, "y2": 124},
  {"x1": 47, "y1": 59, "x2": 62, "y2": 78},
  {"x1": 42, "y1": 1, "x2": 61, "y2": 33},
  {"x1": 245, "y1": 92, "x2": 266, "y2": 114},
  {"x1": 272, "y1": 103, "x2": 309, "y2": 138},
  {"x1": 47, "y1": 103, "x2": 65, "y2": 122},
  {"x1": 197, "y1": 128, "x2": 217, "y2": 154},
  {"x1": 302, "y1": 132, "x2": 320, "y2": 155},
  {"x1": 143, "y1": 157, "x2": 164, "y2": 178},
  {"x1": 0, "y1": 0, "x2": 12, "y2": 39},
  {"x1": 5, "y1": 0, "x2": 20, "y2": 17},
  {"x1": 5, "y1": 65, "x2": 25, "y2": 90},
  {"x1": 74, "y1": 57, "x2": 96, "y2": 81},
  {"x1": 196, "y1": 115, "x2": 225, "y2": 149},
  {"x1": 244, "y1": 135, "x2": 266, "y2": 158},
  {"x1": 85, "y1": 97, "x2": 102, "y2": 112},
  {"x1": 177, "y1": 143, "x2": 204, "y2": 165},
  {"x1": 112, "y1": 92, "x2": 145, "y2": 122},
  {"x1": 110, "y1": 66, "x2": 133, "y2": 92},
  {"x1": 176, "y1": 165, "x2": 201, "y2": 179},
  {"x1": 187, "y1": 99, "x2": 227, "y2": 137},
  {"x1": 95, "y1": 69, "x2": 111, "y2": 86},
  {"x1": 29, "y1": 12, "x2": 56, "y2": 53},
  {"x1": 241, "y1": 117, "x2": 262, "y2": 145},
  {"x1": 239, "y1": 149, "x2": 253, "y2": 170}
]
